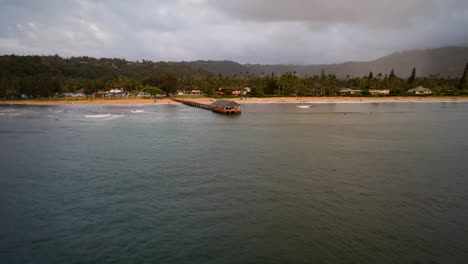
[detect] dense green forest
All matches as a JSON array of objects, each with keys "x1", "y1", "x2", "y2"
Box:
[
  {"x1": 1, "y1": 54, "x2": 467, "y2": 99},
  {"x1": 0, "y1": 54, "x2": 206, "y2": 98}
]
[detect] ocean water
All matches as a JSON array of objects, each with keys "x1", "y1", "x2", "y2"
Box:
[{"x1": 1, "y1": 102, "x2": 468, "y2": 263}]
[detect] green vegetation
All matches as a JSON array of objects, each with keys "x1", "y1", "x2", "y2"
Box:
[
  {"x1": 408, "y1": 67, "x2": 416, "y2": 84},
  {"x1": 458, "y1": 62, "x2": 468, "y2": 90},
  {"x1": 0, "y1": 54, "x2": 204, "y2": 99},
  {"x1": 142, "y1": 86, "x2": 163, "y2": 97},
  {"x1": 1, "y1": 54, "x2": 467, "y2": 99},
  {"x1": 144, "y1": 73, "x2": 178, "y2": 96}
]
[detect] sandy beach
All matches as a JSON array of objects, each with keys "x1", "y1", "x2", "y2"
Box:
[{"x1": 2, "y1": 96, "x2": 468, "y2": 106}]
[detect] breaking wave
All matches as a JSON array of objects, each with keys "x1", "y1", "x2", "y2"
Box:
[
  {"x1": 83, "y1": 114, "x2": 125, "y2": 119},
  {"x1": 84, "y1": 114, "x2": 112, "y2": 118}
]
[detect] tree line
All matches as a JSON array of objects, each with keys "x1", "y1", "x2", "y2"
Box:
[
  {"x1": 179, "y1": 64, "x2": 468, "y2": 97},
  {"x1": 1, "y1": 55, "x2": 467, "y2": 99}
]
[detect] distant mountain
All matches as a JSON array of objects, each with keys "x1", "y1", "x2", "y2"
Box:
[{"x1": 188, "y1": 47, "x2": 468, "y2": 78}]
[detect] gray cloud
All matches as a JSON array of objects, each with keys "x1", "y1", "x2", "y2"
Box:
[
  {"x1": 205, "y1": 0, "x2": 452, "y2": 27},
  {"x1": 0, "y1": 0, "x2": 467, "y2": 64}
]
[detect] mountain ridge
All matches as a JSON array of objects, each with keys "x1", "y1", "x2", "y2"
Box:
[
  {"x1": 2, "y1": 46, "x2": 467, "y2": 79},
  {"x1": 188, "y1": 46, "x2": 468, "y2": 78}
]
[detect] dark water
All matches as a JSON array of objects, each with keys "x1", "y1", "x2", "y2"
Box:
[{"x1": 1, "y1": 102, "x2": 468, "y2": 263}]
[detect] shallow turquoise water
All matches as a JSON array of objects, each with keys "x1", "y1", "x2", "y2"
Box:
[{"x1": 1, "y1": 102, "x2": 468, "y2": 263}]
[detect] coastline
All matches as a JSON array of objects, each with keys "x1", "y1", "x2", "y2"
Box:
[{"x1": 2, "y1": 96, "x2": 468, "y2": 106}]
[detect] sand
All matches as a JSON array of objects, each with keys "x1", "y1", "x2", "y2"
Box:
[{"x1": 2, "y1": 96, "x2": 468, "y2": 106}]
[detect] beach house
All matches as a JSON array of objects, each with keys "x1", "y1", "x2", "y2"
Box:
[
  {"x1": 407, "y1": 86, "x2": 432, "y2": 95},
  {"x1": 108, "y1": 89, "x2": 124, "y2": 96},
  {"x1": 177, "y1": 86, "x2": 202, "y2": 95},
  {"x1": 93, "y1": 91, "x2": 106, "y2": 98},
  {"x1": 368, "y1": 89, "x2": 391, "y2": 95},
  {"x1": 217, "y1": 88, "x2": 240, "y2": 96},
  {"x1": 339, "y1": 88, "x2": 363, "y2": 96}
]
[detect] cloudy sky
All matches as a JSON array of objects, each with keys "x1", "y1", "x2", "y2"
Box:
[{"x1": 1, "y1": 0, "x2": 467, "y2": 64}]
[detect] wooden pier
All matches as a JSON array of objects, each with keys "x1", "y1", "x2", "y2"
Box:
[{"x1": 171, "y1": 99, "x2": 241, "y2": 114}]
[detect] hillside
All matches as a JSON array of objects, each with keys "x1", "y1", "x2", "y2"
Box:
[
  {"x1": 188, "y1": 60, "x2": 247, "y2": 76},
  {"x1": 1, "y1": 46, "x2": 467, "y2": 79},
  {"x1": 188, "y1": 47, "x2": 468, "y2": 78},
  {"x1": 0, "y1": 55, "x2": 207, "y2": 79}
]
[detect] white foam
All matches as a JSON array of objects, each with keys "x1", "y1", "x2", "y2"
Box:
[
  {"x1": 84, "y1": 114, "x2": 112, "y2": 118},
  {"x1": 131, "y1": 110, "x2": 145, "y2": 113},
  {"x1": 297, "y1": 105, "x2": 310, "y2": 108},
  {"x1": 0, "y1": 110, "x2": 20, "y2": 116},
  {"x1": 84, "y1": 114, "x2": 125, "y2": 119}
]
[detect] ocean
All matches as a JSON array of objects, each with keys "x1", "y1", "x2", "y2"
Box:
[{"x1": 1, "y1": 102, "x2": 468, "y2": 263}]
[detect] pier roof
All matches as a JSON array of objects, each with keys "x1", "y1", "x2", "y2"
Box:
[{"x1": 212, "y1": 100, "x2": 240, "y2": 107}]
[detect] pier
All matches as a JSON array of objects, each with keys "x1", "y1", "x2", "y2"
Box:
[{"x1": 171, "y1": 99, "x2": 241, "y2": 114}]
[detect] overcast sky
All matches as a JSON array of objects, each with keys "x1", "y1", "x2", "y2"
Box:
[{"x1": 1, "y1": 0, "x2": 467, "y2": 64}]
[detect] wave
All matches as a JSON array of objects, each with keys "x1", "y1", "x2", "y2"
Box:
[
  {"x1": 0, "y1": 112, "x2": 20, "y2": 116},
  {"x1": 296, "y1": 105, "x2": 310, "y2": 108},
  {"x1": 107, "y1": 114, "x2": 125, "y2": 119},
  {"x1": 0, "y1": 108, "x2": 20, "y2": 115},
  {"x1": 131, "y1": 110, "x2": 145, "y2": 113},
  {"x1": 84, "y1": 114, "x2": 125, "y2": 119},
  {"x1": 84, "y1": 114, "x2": 112, "y2": 118},
  {"x1": 48, "y1": 109, "x2": 63, "y2": 113}
]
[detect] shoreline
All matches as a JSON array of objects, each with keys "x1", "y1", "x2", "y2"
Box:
[{"x1": 1, "y1": 96, "x2": 468, "y2": 106}]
